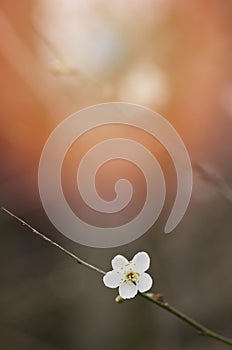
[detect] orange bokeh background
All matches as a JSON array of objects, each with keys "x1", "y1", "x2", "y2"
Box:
[{"x1": 1, "y1": 1, "x2": 232, "y2": 350}]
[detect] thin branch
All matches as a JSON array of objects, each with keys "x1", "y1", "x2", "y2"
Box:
[
  {"x1": 2, "y1": 207, "x2": 232, "y2": 346},
  {"x1": 194, "y1": 163, "x2": 232, "y2": 202},
  {"x1": 139, "y1": 292, "x2": 232, "y2": 346},
  {"x1": 1, "y1": 207, "x2": 105, "y2": 275}
]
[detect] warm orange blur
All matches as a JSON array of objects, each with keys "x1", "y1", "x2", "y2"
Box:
[
  {"x1": 1, "y1": 1, "x2": 232, "y2": 350},
  {"x1": 1, "y1": 1, "x2": 231, "y2": 211}
]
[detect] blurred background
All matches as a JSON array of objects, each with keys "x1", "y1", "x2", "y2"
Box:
[{"x1": 0, "y1": 0, "x2": 232, "y2": 349}]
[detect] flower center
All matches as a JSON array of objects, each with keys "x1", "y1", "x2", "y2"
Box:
[{"x1": 126, "y1": 271, "x2": 139, "y2": 283}]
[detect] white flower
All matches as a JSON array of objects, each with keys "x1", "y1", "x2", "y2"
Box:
[{"x1": 103, "y1": 251, "x2": 153, "y2": 299}]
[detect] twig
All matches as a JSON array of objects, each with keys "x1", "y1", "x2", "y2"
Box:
[
  {"x1": 194, "y1": 163, "x2": 232, "y2": 202},
  {"x1": 140, "y1": 292, "x2": 232, "y2": 346},
  {"x1": 2, "y1": 207, "x2": 232, "y2": 346},
  {"x1": 1, "y1": 207, "x2": 105, "y2": 275}
]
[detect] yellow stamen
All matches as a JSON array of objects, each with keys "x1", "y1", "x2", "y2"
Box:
[{"x1": 126, "y1": 272, "x2": 139, "y2": 283}]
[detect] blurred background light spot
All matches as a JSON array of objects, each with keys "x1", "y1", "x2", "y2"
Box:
[
  {"x1": 34, "y1": 0, "x2": 131, "y2": 81},
  {"x1": 118, "y1": 62, "x2": 170, "y2": 107}
]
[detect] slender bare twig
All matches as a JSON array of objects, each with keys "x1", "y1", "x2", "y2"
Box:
[
  {"x1": 1, "y1": 207, "x2": 105, "y2": 275},
  {"x1": 140, "y1": 293, "x2": 232, "y2": 346},
  {"x1": 2, "y1": 207, "x2": 232, "y2": 346},
  {"x1": 194, "y1": 163, "x2": 232, "y2": 202}
]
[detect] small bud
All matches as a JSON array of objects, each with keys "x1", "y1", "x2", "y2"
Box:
[
  {"x1": 115, "y1": 295, "x2": 124, "y2": 303},
  {"x1": 145, "y1": 293, "x2": 155, "y2": 298},
  {"x1": 154, "y1": 293, "x2": 164, "y2": 302},
  {"x1": 144, "y1": 292, "x2": 165, "y2": 302}
]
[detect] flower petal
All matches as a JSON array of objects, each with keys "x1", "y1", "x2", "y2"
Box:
[
  {"x1": 131, "y1": 251, "x2": 150, "y2": 272},
  {"x1": 112, "y1": 255, "x2": 129, "y2": 270},
  {"x1": 136, "y1": 273, "x2": 153, "y2": 292},
  {"x1": 119, "y1": 282, "x2": 138, "y2": 299},
  {"x1": 103, "y1": 270, "x2": 124, "y2": 288}
]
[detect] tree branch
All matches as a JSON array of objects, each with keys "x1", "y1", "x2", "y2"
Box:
[
  {"x1": 1, "y1": 207, "x2": 105, "y2": 275},
  {"x1": 139, "y1": 292, "x2": 232, "y2": 346},
  {"x1": 2, "y1": 207, "x2": 232, "y2": 346}
]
